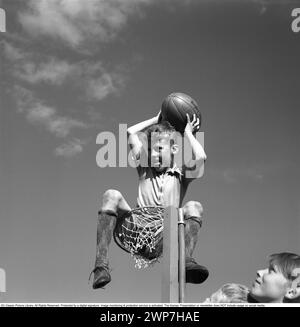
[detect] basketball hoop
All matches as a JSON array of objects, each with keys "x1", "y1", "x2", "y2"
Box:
[{"x1": 113, "y1": 206, "x2": 164, "y2": 269}]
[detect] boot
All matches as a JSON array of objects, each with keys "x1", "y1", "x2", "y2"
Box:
[
  {"x1": 91, "y1": 211, "x2": 117, "y2": 289},
  {"x1": 185, "y1": 257, "x2": 209, "y2": 284},
  {"x1": 185, "y1": 216, "x2": 209, "y2": 284},
  {"x1": 90, "y1": 264, "x2": 111, "y2": 289}
]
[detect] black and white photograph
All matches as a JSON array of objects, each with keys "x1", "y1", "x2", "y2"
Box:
[{"x1": 1, "y1": 0, "x2": 300, "y2": 307}]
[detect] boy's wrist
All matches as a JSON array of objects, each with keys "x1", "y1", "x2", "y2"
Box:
[{"x1": 184, "y1": 129, "x2": 193, "y2": 136}]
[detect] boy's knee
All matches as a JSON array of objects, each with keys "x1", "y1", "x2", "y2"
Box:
[
  {"x1": 102, "y1": 189, "x2": 122, "y2": 204},
  {"x1": 183, "y1": 201, "x2": 203, "y2": 218}
]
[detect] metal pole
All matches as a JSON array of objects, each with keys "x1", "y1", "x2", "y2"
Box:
[
  {"x1": 161, "y1": 206, "x2": 179, "y2": 303},
  {"x1": 178, "y1": 208, "x2": 186, "y2": 303}
]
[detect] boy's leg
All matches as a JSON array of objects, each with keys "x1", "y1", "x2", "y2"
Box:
[
  {"x1": 182, "y1": 201, "x2": 209, "y2": 284},
  {"x1": 92, "y1": 189, "x2": 131, "y2": 289}
]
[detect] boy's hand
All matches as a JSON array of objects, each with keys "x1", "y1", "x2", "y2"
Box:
[{"x1": 185, "y1": 114, "x2": 200, "y2": 135}]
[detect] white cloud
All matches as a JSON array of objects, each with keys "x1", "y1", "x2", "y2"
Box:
[
  {"x1": 4, "y1": 42, "x2": 122, "y2": 101},
  {"x1": 209, "y1": 159, "x2": 297, "y2": 184},
  {"x1": 3, "y1": 42, "x2": 76, "y2": 85},
  {"x1": 222, "y1": 168, "x2": 264, "y2": 184},
  {"x1": 54, "y1": 138, "x2": 85, "y2": 158},
  {"x1": 14, "y1": 86, "x2": 87, "y2": 138},
  {"x1": 18, "y1": 59, "x2": 75, "y2": 85},
  {"x1": 47, "y1": 116, "x2": 87, "y2": 138},
  {"x1": 86, "y1": 73, "x2": 117, "y2": 101},
  {"x1": 2, "y1": 41, "x2": 24, "y2": 61},
  {"x1": 16, "y1": 0, "x2": 300, "y2": 48},
  {"x1": 18, "y1": 0, "x2": 153, "y2": 47},
  {"x1": 26, "y1": 103, "x2": 87, "y2": 138},
  {"x1": 26, "y1": 104, "x2": 56, "y2": 123}
]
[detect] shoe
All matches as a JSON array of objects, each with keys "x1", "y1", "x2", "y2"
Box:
[
  {"x1": 90, "y1": 266, "x2": 111, "y2": 289},
  {"x1": 185, "y1": 258, "x2": 209, "y2": 284}
]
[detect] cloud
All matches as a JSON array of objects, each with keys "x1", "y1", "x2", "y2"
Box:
[
  {"x1": 54, "y1": 138, "x2": 85, "y2": 158},
  {"x1": 18, "y1": 0, "x2": 153, "y2": 48},
  {"x1": 2, "y1": 41, "x2": 24, "y2": 61},
  {"x1": 16, "y1": 0, "x2": 300, "y2": 49},
  {"x1": 14, "y1": 86, "x2": 87, "y2": 138},
  {"x1": 3, "y1": 42, "x2": 75, "y2": 85},
  {"x1": 27, "y1": 104, "x2": 87, "y2": 138},
  {"x1": 222, "y1": 168, "x2": 264, "y2": 184},
  {"x1": 248, "y1": 0, "x2": 300, "y2": 14},
  {"x1": 26, "y1": 104, "x2": 87, "y2": 138},
  {"x1": 209, "y1": 160, "x2": 297, "y2": 184},
  {"x1": 17, "y1": 59, "x2": 75, "y2": 85},
  {"x1": 4, "y1": 41, "x2": 123, "y2": 101},
  {"x1": 86, "y1": 73, "x2": 118, "y2": 101}
]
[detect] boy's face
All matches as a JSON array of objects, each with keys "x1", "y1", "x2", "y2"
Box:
[
  {"x1": 150, "y1": 134, "x2": 176, "y2": 172},
  {"x1": 249, "y1": 264, "x2": 290, "y2": 303}
]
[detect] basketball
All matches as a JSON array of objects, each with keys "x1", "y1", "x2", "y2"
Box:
[{"x1": 160, "y1": 92, "x2": 201, "y2": 134}]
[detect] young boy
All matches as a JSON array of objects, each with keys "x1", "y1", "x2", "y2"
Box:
[
  {"x1": 206, "y1": 252, "x2": 300, "y2": 303},
  {"x1": 91, "y1": 111, "x2": 208, "y2": 289},
  {"x1": 204, "y1": 283, "x2": 249, "y2": 303},
  {"x1": 249, "y1": 252, "x2": 300, "y2": 303}
]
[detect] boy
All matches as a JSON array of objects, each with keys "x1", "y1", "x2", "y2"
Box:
[
  {"x1": 249, "y1": 252, "x2": 300, "y2": 303},
  {"x1": 91, "y1": 111, "x2": 208, "y2": 289},
  {"x1": 204, "y1": 283, "x2": 249, "y2": 303},
  {"x1": 206, "y1": 252, "x2": 300, "y2": 303}
]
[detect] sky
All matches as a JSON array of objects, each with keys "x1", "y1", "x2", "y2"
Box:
[{"x1": 0, "y1": 0, "x2": 300, "y2": 303}]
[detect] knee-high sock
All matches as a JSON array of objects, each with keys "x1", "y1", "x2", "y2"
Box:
[
  {"x1": 95, "y1": 211, "x2": 117, "y2": 268},
  {"x1": 184, "y1": 217, "x2": 202, "y2": 259}
]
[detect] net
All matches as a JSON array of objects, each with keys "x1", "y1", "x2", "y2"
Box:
[{"x1": 113, "y1": 206, "x2": 164, "y2": 269}]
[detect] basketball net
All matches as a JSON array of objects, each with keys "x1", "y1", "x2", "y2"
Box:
[{"x1": 115, "y1": 206, "x2": 164, "y2": 269}]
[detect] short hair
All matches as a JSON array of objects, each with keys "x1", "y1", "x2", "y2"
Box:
[
  {"x1": 220, "y1": 283, "x2": 249, "y2": 303},
  {"x1": 145, "y1": 121, "x2": 177, "y2": 153},
  {"x1": 146, "y1": 121, "x2": 176, "y2": 141},
  {"x1": 269, "y1": 252, "x2": 300, "y2": 303},
  {"x1": 207, "y1": 283, "x2": 249, "y2": 303}
]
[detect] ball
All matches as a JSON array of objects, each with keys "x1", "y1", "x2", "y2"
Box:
[{"x1": 160, "y1": 92, "x2": 201, "y2": 134}]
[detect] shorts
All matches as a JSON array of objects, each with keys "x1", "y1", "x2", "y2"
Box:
[
  {"x1": 113, "y1": 206, "x2": 164, "y2": 260},
  {"x1": 113, "y1": 206, "x2": 202, "y2": 261}
]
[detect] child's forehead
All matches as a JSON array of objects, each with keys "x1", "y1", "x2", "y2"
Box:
[{"x1": 151, "y1": 133, "x2": 173, "y2": 144}]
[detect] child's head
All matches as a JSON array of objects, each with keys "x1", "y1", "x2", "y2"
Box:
[
  {"x1": 249, "y1": 252, "x2": 300, "y2": 303},
  {"x1": 146, "y1": 121, "x2": 179, "y2": 172},
  {"x1": 204, "y1": 283, "x2": 249, "y2": 303}
]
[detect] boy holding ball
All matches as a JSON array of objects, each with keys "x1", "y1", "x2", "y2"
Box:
[{"x1": 91, "y1": 94, "x2": 208, "y2": 289}]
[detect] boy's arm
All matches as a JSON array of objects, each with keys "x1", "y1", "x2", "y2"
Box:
[
  {"x1": 183, "y1": 114, "x2": 207, "y2": 180},
  {"x1": 127, "y1": 112, "x2": 161, "y2": 161}
]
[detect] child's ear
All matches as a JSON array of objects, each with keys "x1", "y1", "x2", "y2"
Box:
[
  {"x1": 171, "y1": 144, "x2": 179, "y2": 154},
  {"x1": 285, "y1": 285, "x2": 300, "y2": 301}
]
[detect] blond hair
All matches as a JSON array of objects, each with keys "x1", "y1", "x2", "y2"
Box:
[{"x1": 205, "y1": 283, "x2": 249, "y2": 303}]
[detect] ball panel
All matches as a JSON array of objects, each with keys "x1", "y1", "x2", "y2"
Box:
[
  {"x1": 160, "y1": 92, "x2": 202, "y2": 134},
  {"x1": 171, "y1": 97, "x2": 188, "y2": 127},
  {"x1": 171, "y1": 94, "x2": 201, "y2": 128},
  {"x1": 163, "y1": 97, "x2": 185, "y2": 131},
  {"x1": 172, "y1": 94, "x2": 199, "y2": 114}
]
